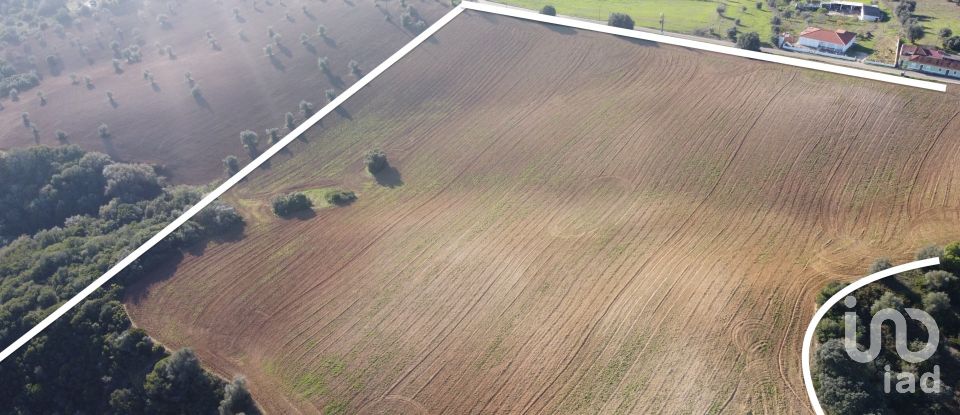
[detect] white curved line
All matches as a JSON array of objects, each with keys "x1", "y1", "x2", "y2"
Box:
[{"x1": 801, "y1": 257, "x2": 940, "y2": 414}]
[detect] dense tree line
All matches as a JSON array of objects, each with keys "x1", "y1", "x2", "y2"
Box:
[
  {"x1": 814, "y1": 244, "x2": 960, "y2": 414},
  {"x1": 0, "y1": 146, "x2": 258, "y2": 414},
  {"x1": 0, "y1": 58, "x2": 40, "y2": 99}
]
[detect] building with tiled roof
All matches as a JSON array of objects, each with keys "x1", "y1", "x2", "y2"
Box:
[
  {"x1": 797, "y1": 27, "x2": 857, "y2": 54},
  {"x1": 900, "y1": 45, "x2": 960, "y2": 79}
]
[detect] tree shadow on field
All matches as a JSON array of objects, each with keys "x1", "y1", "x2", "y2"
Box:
[
  {"x1": 304, "y1": 42, "x2": 317, "y2": 55},
  {"x1": 323, "y1": 71, "x2": 344, "y2": 88},
  {"x1": 194, "y1": 93, "x2": 213, "y2": 113},
  {"x1": 620, "y1": 37, "x2": 658, "y2": 48},
  {"x1": 278, "y1": 43, "x2": 293, "y2": 58},
  {"x1": 151, "y1": 82, "x2": 161, "y2": 92},
  {"x1": 373, "y1": 166, "x2": 403, "y2": 188},
  {"x1": 270, "y1": 55, "x2": 286, "y2": 71},
  {"x1": 283, "y1": 208, "x2": 316, "y2": 220},
  {"x1": 323, "y1": 36, "x2": 338, "y2": 49},
  {"x1": 334, "y1": 106, "x2": 352, "y2": 119},
  {"x1": 540, "y1": 22, "x2": 576, "y2": 35}
]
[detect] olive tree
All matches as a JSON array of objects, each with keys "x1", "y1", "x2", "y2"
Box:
[
  {"x1": 240, "y1": 130, "x2": 259, "y2": 156},
  {"x1": 736, "y1": 31, "x2": 761, "y2": 51},
  {"x1": 608, "y1": 13, "x2": 634, "y2": 29},
  {"x1": 98, "y1": 123, "x2": 111, "y2": 139},
  {"x1": 364, "y1": 149, "x2": 388, "y2": 174},
  {"x1": 223, "y1": 155, "x2": 240, "y2": 175},
  {"x1": 348, "y1": 60, "x2": 361, "y2": 78}
]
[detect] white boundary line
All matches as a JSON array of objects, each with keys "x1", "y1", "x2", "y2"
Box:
[
  {"x1": 0, "y1": 5, "x2": 465, "y2": 364},
  {"x1": 461, "y1": 1, "x2": 947, "y2": 92},
  {"x1": 801, "y1": 257, "x2": 940, "y2": 415}
]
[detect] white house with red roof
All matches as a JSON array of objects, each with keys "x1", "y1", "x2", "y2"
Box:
[
  {"x1": 899, "y1": 45, "x2": 960, "y2": 79},
  {"x1": 797, "y1": 27, "x2": 857, "y2": 54}
]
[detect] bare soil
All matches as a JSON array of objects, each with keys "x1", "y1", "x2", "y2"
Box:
[{"x1": 126, "y1": 11, "x2": 960, "y2": 414}]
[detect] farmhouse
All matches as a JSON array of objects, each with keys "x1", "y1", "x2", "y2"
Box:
[
  {"x1": 796, "y1": 27, "x2": 857, "y2": 54},
  {"x1": 900, "y1": 45, "x2": 960, "y2": 79},
  {"x1": 778, "y1": 27, "x2": 858, "y2": 58}
]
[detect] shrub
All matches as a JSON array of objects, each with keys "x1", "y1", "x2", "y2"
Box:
[
  {"x1": 318, "y1": 56, "x2": 329, "y2": 73},
  {"x1": 98, "y1": 123, "x2": 110, "y2": 139},
  {"x1": 716, "y1": 3, "x2": 726, "y2": 16},
  {"x1": 923, "y1": 291, "x2": 951, "y2": 317},
  {"x1": 240, "y1": 130, "x2": 259, "y2": 156},
  {"x1": 271, "y1": 192, "x2": 313, "y2": 216},
  {"x1": 364, "y1": 149, "x2": 388, "y2": 174},
  {"x1": 218, "y1": 377, "x2": 258, "y2": 415},
  {"x1": 317, "y1": 24, "x2": 327, "y2": 38},
  {"x1": 9, "y1": 87, "x2": 19, "y2": 101},
  {"x1": 924, "y1": 270, "x2": 957, "y2": 290},
  {"x1": 55, "y1": 130, "x2": 68, "y2": 143},
  {"x1": 944, "y1": 241, "x2": 960, "y2": 271},
  {"x1": 866, "y1": 258, "x2": 893, "y2": 274},
  {"x1": 736, "y1": 32, "x2": 761, "y2": 51},
  {"x1": 299, "y1": 100, "x2": 314, "y2": 118},
  {"x1": 325, "y1": 190, "x2": 356, "y2": 205},
  {"x1": 607, "y1": 13, "x2": 634, "y2": 29},
  {"x1": 265, "y1": 128, "x2": 280, "y2": 145},
  {"x1": 870, "y1": 291, "x2": 904, "y2": 315},
  {"x1": 940, "y1": 28, "x2": 953, "y2": 39},
  {"x1": 947, "y1": 36, "x2": 960, "y2": 52},
  {"x1": 325, "y1": 88, "x2": 337, "y2": 101},
  {"x1": 756, "y1": 1, "x2": 762, "y2": 9},
  {"x1": 540, "y1": 5, "x2": 556, "y2": 15},
  {"x1": 223, "y1": 155, "x2": 239, "y2": 175},
  {"x1": 348, "y1": 60, "x2": 362, "y2": 78},
  {"x1": 916, "y1": 245, "x2": 943, "y2": 260},
  {"x1": 285, "y1": 112, "x2": 296, "y2": 131},
  {"x1": 726, "y1": 26, "x2": 738, "y2": 41},
  {"x1": 21, "y1": 112, "x2": 30, "y2": 128}
]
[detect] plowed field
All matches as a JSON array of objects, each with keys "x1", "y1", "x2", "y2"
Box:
[
  {"x1": 126, "y1": 11, "x2": 960, "y2": 414},
  {"x1": 0, "y1": 0, "x2": 448, "y2": 184}
]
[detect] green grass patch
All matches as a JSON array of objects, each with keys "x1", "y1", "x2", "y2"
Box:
[{"x1": 301, "y1": 187, "x2": 357, "y2": 208}]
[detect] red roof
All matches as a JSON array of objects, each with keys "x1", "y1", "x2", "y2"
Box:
[
  {"x1": 799, "y1": 27, "x2": 857, "y2": 46},
  {"x1": 901, "y1": 45, "x2": 945, "y2": 59},
  {"x1": 907, "y1": 55, "x2": 960, "y2": 71}
]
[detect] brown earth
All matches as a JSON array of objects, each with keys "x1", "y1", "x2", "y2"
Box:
[
  {"x1": 0, "y1": 0, "x2": 450, "y2": 184},
  {"x1": 126, "y1": 10, "x2": 960, "y2": 414}
]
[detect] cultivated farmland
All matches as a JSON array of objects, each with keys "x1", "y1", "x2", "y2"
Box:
[
  {"x1": 126, "y1": 11, "x2": 960, "y2": 414},
  {"x1": 0, "y1": 0, "x2": 449, "y2": 184}
]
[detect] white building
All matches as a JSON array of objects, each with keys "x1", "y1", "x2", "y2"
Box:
[{"x1": 797, "y1": 27, "x2": 857, "y2": 54}]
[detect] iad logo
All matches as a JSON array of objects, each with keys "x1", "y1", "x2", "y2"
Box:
[{"x1": 843, "y1": 295, "x2": 942, "y2": 393}]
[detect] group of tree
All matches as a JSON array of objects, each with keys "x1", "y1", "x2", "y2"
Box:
[
  {"x1": 0, "y1": 145, "x2": 258, "y2": 414},
  {"x1": 813, "y1": 243, "x2": 960, "y2": 414},
  {"x1": 271, "y1": 191, "x2": 313, "y2": 216},
  {"x1": 0, "y1": 58, "x2": 40, "y2": 100},
  {"x1": 400, "y1": 5, "x2": 428, "y2": 33}
]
